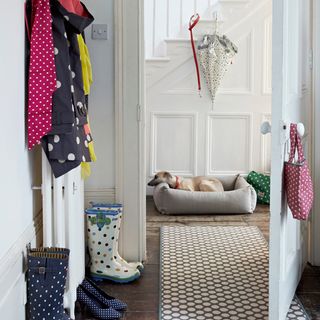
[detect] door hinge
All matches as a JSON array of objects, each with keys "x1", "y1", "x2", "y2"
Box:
[
  {"x1": 309, "y1": 49, "x2": 313, "y2": 70},
  {"x1": 137, "y1": 104, "x2": 142, "y2": 122},
  {"x1": 73, "y1": 182, "x2": 77, "y2": 195},
  {"x1": 280, "y1": 121, "x2": 289, "y2": 145}
]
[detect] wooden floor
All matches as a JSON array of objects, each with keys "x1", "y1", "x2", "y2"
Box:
[
  {"x1": 75, "y1": 197, "x2": 320, "y2": 320},
  {"x1": 296, "y1": 264, "x2": 320, "y2": 319}
]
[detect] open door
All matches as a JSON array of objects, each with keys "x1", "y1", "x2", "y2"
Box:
[{"x1": 269, "y1": 0, "x2": 313, "y2": 319}]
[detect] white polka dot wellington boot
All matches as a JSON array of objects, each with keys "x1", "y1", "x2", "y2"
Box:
[
  {"x1": 89, "y1": 203, "x2": 144, "y2": 272},
  {"x1": 27, "y1": 252, "x2": 70, "y2": 320},
  {"x1": 86, "y1": 206, "x2": 141, "y2": 283}
]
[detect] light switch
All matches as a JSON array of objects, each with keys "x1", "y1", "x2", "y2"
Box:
[{"x1": 92, "y1": 24, "x2": 108, "y2": 40}]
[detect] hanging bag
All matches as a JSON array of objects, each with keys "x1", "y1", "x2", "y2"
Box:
[{"x1": 284, "y1": 123, "x2": 314, "y2": 220}]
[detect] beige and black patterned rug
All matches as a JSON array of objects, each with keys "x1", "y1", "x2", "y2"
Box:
[{"x1": 160, "y1": 226, "x2": 309, "y2": 320}]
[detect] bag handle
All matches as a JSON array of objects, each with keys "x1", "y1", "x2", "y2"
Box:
[
  {"x1": 288, "y1": 123, "x2": 305, "y2": 163},
  {"x1": 189, "y1": 14, "x2": 201, "y2": 95}
]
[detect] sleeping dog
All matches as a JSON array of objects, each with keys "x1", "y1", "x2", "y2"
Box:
[{"x1": 148, "y1": 171, "x2": 224, "y2": 192}]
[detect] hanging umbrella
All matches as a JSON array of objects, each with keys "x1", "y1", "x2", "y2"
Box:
[
  {"x1": 198, "y1": 33, "x2": 237, "y2": 105},
  {"x1": 189, "y1": 14, "x2": 238, "y2": 107}
]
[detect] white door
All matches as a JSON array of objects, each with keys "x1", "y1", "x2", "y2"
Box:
[{"x1": 269, "y1": 0, "x2": 312, "y2": 318}]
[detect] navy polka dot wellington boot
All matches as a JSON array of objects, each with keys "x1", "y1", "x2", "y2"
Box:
[
  {"x1": 81, "y1": 277, "x2": 127, "y2": 311},
  {"x1": 77, "y1": 285, "x2": 122, "y2": 319},
  {"x1": 29, "y1": 247, "x2": 70, "y2": 256},
  {"x1": 27, "y1": 252, "x2": 70, "y2": 320}
]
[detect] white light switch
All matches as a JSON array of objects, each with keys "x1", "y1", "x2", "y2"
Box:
[{"x1": 92, "y1": 24, "x2": 108, "y2": 40}]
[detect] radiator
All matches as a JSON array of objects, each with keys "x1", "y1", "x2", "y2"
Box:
[{"x1": 41, "y1": 151, "x2": 85, "y2": 319}]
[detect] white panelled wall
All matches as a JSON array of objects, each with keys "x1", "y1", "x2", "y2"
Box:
[
  {"x1": 146, "y1": 0, "x2": 272, "y2": 190},
  {"x1": 0, "y1": 0, "x2": 42, "y2": 318}
]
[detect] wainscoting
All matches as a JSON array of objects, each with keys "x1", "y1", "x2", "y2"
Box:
[
  {"x1": 146, "y1": 0, "x2": 272, "y2": 191},
  {"x1": 84, "y1": 188, "x2": 116, "y2": 208},
  {"x1": 0, "y1": 211, "x2": 42, "y2": 319}
]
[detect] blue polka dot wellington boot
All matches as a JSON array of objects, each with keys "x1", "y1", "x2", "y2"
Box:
[
  {"x1": 29, "y1": 247, "x2": 70, "y2": 256},
  {"x1": 77, "y1": 285, "x2": 122, "y2": 319},
  {"x1": 86, "y1": 206, "x2": 141, "y2": 283},
  {"x1": 27, "y1": 252, "x2": 70, "y2": 320},
  {"x1": 81, "y1": 277, "x2": 127, "y2": 311}
]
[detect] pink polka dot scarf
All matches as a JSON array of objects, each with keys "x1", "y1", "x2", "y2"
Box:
[
  {"x1": 284, "y1": 123, "x2": 314, "y2": 220},
  {"x1": 27, "y1": 0, "x2": 57, "y2": 149}
]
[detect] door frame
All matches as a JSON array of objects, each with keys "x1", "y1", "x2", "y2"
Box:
[
  {"x1": 310, "y1": 0, "x2": 320, "y2": 266},
  {"x1": 114, "y1": 0, "x2": 146, "y2": 261}
]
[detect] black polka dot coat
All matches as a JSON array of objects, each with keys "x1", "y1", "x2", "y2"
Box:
[{"x1": 41, "y1": 0, "x2": 94, "y2": 177}]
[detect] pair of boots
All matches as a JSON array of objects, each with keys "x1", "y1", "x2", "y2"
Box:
[
  {"x1": 86, "y1": 203, "x2": 143, "y2": 283},
  {"x1": 27, "y1": 247, "x2": 70, "y2": 320}
]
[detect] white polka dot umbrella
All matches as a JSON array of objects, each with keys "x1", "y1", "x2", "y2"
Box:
[{"x1": 197, "y1": 33, "x2": 238, "y2": 107}]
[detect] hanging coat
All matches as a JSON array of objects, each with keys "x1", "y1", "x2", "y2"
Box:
[{"x1": 41, "y1": 0, "x2": 94, "y2": 177}]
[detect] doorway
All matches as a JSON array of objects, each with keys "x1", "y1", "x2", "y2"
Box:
[{"x1": 112, "y1": 1, "x2": 316, "y2": 318}]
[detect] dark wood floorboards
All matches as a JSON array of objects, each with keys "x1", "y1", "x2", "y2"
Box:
[
  {"x1": 296, "y1": 264, "x2": 320, "y2": 319},
  {"x1": 76, "y1": 197, "x2": 320, "y2": 319}
]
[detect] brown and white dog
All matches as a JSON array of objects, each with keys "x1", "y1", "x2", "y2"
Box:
[{"x1": 148, "y1": 171, "x2": 224, "y2": 192}]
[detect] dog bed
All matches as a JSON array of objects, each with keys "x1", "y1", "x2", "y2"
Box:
[{"x1": 152, "y1": 175, "x2": 257, "y2": 214}]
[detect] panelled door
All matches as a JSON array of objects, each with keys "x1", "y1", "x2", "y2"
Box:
[{"x1": 269, "y1": 0, "x2": 313, "y2": 318}]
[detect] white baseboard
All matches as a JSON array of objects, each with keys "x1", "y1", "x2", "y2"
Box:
[
  {"x1": 0, "y1": 211, "x2": 42, "y2": 319},
  {"x1": 146, "y1": 185, "x2": 154, "y2": 196},
  {"x1": 84, "y1": 188, "x2": 116, "y2": 208}
]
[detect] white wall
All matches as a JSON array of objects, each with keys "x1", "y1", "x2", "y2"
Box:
[
  {"x1": 82, "y1": 0, "x2": 116, "y2": 205},
  {"x1": 0, "y1": 0, "x2": 42, "y2": 318},
  {"x1": 0, "y1": 1, "x2": 115, "y2": 317}
]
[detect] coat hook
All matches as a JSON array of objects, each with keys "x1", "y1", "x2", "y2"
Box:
[
  {"x1": 297, "y1": 123, "x2": 305, "y2": 137},
  {"x1": 261, "y1": 121, "x2": 305, "y2": 138}
]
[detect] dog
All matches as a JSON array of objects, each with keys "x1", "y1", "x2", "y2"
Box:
[{"x1": 148, "y1": 171, "x2": 224, "y2": 192}]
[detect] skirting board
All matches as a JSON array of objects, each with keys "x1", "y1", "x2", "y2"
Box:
[
  {"x1": 84, "y1": 188, "x2": 116, "y2": 209},
  {"x1": 0, "y1": 211, "x2": 42, "y2": 317}
]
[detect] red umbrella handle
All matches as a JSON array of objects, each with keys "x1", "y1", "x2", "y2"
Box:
[{"x1": 189, "y1": 14, "x2": 201, "y2": 94}]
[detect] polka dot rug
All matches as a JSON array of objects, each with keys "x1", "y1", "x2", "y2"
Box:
[{"x1": 160, "y1": 226, "x2": 310, "y2": 320}]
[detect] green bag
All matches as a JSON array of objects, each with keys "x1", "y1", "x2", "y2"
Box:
[{"x1": 247, "y1": 171, "x2": 270, "y2": 204}]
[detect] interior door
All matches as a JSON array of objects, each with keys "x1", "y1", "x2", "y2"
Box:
[{"x1": 269, "y1": 0, "x2": 312, "y2": 319}]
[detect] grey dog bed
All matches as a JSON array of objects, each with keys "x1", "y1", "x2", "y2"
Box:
[{"x1": 153, "y1": 175, "x2": 257, "y2": 214}]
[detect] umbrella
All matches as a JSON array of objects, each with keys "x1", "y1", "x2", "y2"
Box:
[
  {"x1": 189, "y1": 14, "x2": 238, "y2": 107},
  {"x1": 198, "y1": 33, "x2": 238, "y2": 106}
]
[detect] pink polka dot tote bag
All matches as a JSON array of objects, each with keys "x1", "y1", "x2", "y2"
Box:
[{"x1": 284, "y1": 123, "x2": 314, "y2": 220}]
